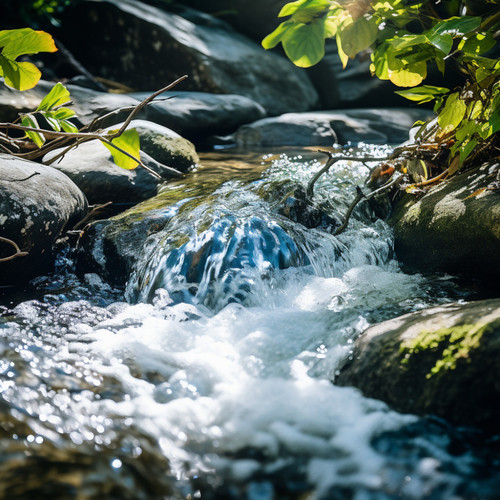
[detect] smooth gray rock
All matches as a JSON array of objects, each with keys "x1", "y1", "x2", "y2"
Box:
[
  {"x1": 390, "y1": 161, "x2": 500, "y2": 281},
  {"x1": 131, "y1": 91, "x2": 267, "y2": 141},
  {"x1": 235, "y1": 109, "x2": 434, "y2": 147},
  {"x1": 43, "y1": 120, "x2": 197, "y2": 205},
  {"x1": 57, "y1": 0, "x2": 319, "y2": 115},
  {"x1": 0, "y1": 154, "x2": 87, "y2": 284},
  {"x1": 335, "y1": 298, "x2": 500, "y2": 433},
  {"x1": 0, "y1": 81, "x2": 266, "y2": 144}
]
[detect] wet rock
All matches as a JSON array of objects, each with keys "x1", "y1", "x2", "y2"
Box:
[
  {"x1": 258, "y1": 180, "x2": 338, "y2": 232},
  {"x1": 0, "y1": 81, "x2": 266, "y2": 145},
  {"x1": 235, "y1": 108, "x2": 434, "y2": 147},
  {"x1": 131, "y1": 91, "x2": 266, "y2": 143},
  {"x1": 390, "y1": 161, "x2": 500, "y2": 282},
  {"x1": 132, "y1": 119, "x2": 199, "y2": 171},
  {"x1": 335, "y1": 298, "x2": 500, "y2": 433},
  {"x1": 0, "y1": 154, "x2": 87, "y2": 285},
  {"x1": 43, "y1": 120, "x2": 197, "y2": 205},
  {"x1": 57, "y1": 0, "x2": 319, "y2": 115}
]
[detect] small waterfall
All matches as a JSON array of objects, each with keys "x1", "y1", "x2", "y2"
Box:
[{"x1": 0, "y1": 147, "x2": 497, "y2": 500}]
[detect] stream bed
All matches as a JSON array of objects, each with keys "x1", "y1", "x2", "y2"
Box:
[{"x1": 0, "y1": 146, "x2": 499, "y2": 499}]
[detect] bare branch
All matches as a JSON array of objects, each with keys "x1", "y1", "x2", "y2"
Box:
[
  {"x1": 307, "y1": 150, "x2": 393, "y2": 199},
  {"x1": 108, "y1": 75, "x2": 188, "y2": 139},
  {"x1": 334, "y1": 187, "x2": 366, "y2": 236},
  {"x1": 0, "y1": 237, "x2": 29, "y2": 263}
]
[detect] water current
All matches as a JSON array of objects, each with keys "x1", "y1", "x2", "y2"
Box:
[{"x1": 0, "y1": 146, "x2": 499, "y2": 499}]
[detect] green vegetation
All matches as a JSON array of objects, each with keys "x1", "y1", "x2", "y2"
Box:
[
  {"x1": 0, "y1": 27, "x2": 168, "y2": 174},
  {"x1": 399, "y1": 322, "x2": 492, "y2": 378},
  {"x1": 264, "y1": 0, "x2": 500, "y2": 181}
]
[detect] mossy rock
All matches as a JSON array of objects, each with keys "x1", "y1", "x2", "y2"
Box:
[
  {"x1": 389, "y1": 161, "x2": 500, "y2": 282},
  {"x1": 335, "y1": 298, "x2": 500, "y2": 433},
  {"x1": 131, "y1": 120, "x2": 199, "y2": 173}
]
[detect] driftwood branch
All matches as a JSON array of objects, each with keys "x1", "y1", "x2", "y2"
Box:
[{"x1": 0, "y1": 237, "x2": 28, "y2": 263}]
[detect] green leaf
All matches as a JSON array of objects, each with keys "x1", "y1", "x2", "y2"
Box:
[
  {"x1": 279, "y1": 0, "x2": 330, "y2": 19},
  {"x1": 323, "y1": 8, "x2": 343, "y2": 38},
  {"x1": 458, "y1": 32, "x2": 496, "y2": 57},
  {"x1": 37, "y1": 82, "x2": 71, "y2": 111},
  {"x1": 459, "y1": 137, "x2": 478, "y2": 163},
  {"x1": 438, "y1": 92, "x2": 467, "y2": 131},
  {"x1": 0, "y1": 28, "x2": 57, "y2": 58},
  {"x1": 282, "y1": 21, "x2": 325, "y2": 67},
  {"x1": 426, "y1": 32, "x2": 453, "y2": 55},
  {"x1": 429, "y1": 16, "x2": 481, "y2": 38},
  {"x1": 0, "y1": 29, "x2": 57, "y2": 91},
  {"x1": 53, "y1": 107, "x2": 76, "y2": 120},
  {"x1": 371, "y1": 44, "x2": 390, "y2": 79},
  {"x1": 435, "y1": 53, "x2": 446, "y2": 74},
  {"x1": 407, "y1": 158, "x2": 428, "y2": 183},
  {"x1": 337, "y1": 32, "x2": 349, "y2": 69},
  {"x1": 395, "y1": 85, "x2": 449, "y2": 103},
  {"x1": 60, "y1": 119, "x2": 79, "y2": 133},
  {"x1": 262, "y1": 20, "x2": 296, "y2": 49},
  {"x1": 102, "y1": 129, "x2": 141, "y2": 170},
  {"x1": 387, "y1": 53, "x2": 427, "y2": 87},
  {"x1": 390, "y1": 33, "x2": 427, "y2": 50},
  {"x1": 0, "y1": 55, "x2": 41, "y2": 91},
  {"x1": 339, "y1": 17, "x2": 378, "y2": 58},
  {"x1": 483, "y1": 107, "x2": 500, "y2": 138},
  {"x1": 44, "y1": 114, "x2": 61, "y2": 131},
  {"x1": 21, "y1": 114, "x2": 45, "y2": 147}
]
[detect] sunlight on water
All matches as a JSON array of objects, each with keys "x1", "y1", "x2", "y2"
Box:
[{"x1": 0, "y1": 147, "x2": 498, "y2": 499}]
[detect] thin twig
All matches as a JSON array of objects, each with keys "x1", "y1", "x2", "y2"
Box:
[
  {"x1": 3, "y1": 172, "x2": 40, "y2": 182},
  {"x1": 108, "y1": 75, "x2": 188, "y2": 139},
  {"x1": 334, "y1": 186, "x2": 365, "y2": 236},
  {"x1": 307, "y1": 150, "x2": 393, "y2": 199},
  {"x1": 0, "y1": 123, "x2": 162, "y2": 179},
  {"x1": 0, "y1": 237, "x2": 28, "y2": 263},
  {"x1": 72, "y1": 201, "x2": 113, "y2": 230}
]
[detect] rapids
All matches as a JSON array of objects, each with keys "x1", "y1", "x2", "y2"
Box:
[{"x1": 0, "y1": 146, "x2": 498, "y2": 499}]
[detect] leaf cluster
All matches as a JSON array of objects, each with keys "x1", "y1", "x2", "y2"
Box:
[
  {"x1": 263, "y1": 0, "x2": 500, "y2": 179},
  {"x1": 0, "y1": 28, "x2": 188, "y2": 177}
]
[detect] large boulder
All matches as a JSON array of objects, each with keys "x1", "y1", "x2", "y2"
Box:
[
  {"x1": 235, "y1": 108, "x2": 434, "y2": 147},
  {"x1": 0, "y1": 154, "x2": 87, "y2": 285},
  {"x1": 390, "y1": 161, "x2": 500, "y2": 281},
  {"x1": 57, "y1": 0, "x2": 319, "y2": 115},
  {"x1": 335, "y1": 299, "x2": 500, "y2": 433},
  {"x1": 43, "y1": 120, "x2": 197, "y2": 205},
  {"x1": 170, "y1": 0, "x2": 287, "y2": 42}
]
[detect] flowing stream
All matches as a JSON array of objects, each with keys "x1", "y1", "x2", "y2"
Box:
[{"x1": 0, "y1": 146, "x2": 499, "y2": 499}]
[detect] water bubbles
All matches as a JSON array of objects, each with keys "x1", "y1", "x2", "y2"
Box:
[{"x1": 111, "y1": 458, "x2": 122, "y2": 469}]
